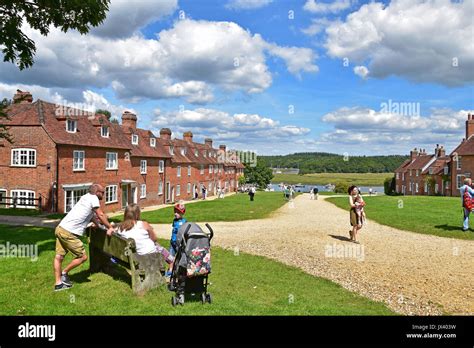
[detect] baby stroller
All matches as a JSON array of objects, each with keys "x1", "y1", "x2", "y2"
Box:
[{"x1": 169, "y1": 222, "x2": 213, "y2": 306}]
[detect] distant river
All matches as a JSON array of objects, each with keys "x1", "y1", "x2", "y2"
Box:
[{"x1": 269, "y1": 184, "x2": 384, "y2": 194}]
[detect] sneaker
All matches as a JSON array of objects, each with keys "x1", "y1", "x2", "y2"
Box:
[
  {"x1": 54, "y1": 282, "x2": 72, "y2": 292},
  {"x1": 61, "y1": 273, "x2": 72, "y2": 286},
  {"x1": 165, "y1": 271, "x2": 172, "y2": 278}
]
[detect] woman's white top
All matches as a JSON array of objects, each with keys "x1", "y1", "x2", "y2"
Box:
[{"x1": 117, "y1": 220, "x2": 156, "y2": 255}]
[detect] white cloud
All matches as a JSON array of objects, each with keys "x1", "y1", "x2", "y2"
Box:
[
  {"x1": 226, "y1": 0, "x2": 273, "y2": 10},
  {"x1": 319, "y1": 106, "x2": 474, "y2": 154},
  {"x1": 301, "y1": 18, "x2": 333, "y2": 36},
  {"x1": 353, "y1": 65, "x2": 369, "y2": 79},
  {"x1": 151, "y1": 107, "x2": 310, "y2": 146},
  {"x1": 303, "y1": 0, "x2": 352, "y2": 14},
  {"x1": 91, "y1": 0, "x2": 178, "y2": 38},
  {"x1": 324, "y1": 0, "x2": 474, "y2": 86},
  {"x1": 0, "y1": 19, "x2": 317, "y2": 104}
]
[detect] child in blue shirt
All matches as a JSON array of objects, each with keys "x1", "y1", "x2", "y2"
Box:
[{"x1": 166, "y1": 202, "x2": 187, "y2": 277}]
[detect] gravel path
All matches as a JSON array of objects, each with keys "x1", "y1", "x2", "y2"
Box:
[{"x1": 151, "y1": 194, "x2": 474, "y2": 315}]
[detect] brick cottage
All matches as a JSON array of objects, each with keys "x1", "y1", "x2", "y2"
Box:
[
  {"x1": 395, "y1": 113, "x2": 474, "y2": 196},
  {"x1": 0, "y1": 90, "x2": 245, "y2": 213}
]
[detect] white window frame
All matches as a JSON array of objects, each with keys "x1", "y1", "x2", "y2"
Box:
[
  {"x1": 73, "y1": 150, "x2": 85, "y2": 171},
  {"x1": 396, "y1": 173, "x2": 399, "y2": 180},
  {"x1": 435, "y1": 184, "x2": 439, "y2": 193},
  {"x1": 415, "y1": 183, "x2": 419, "y2": 193},
  {"x1": 150, "y1": 138, "x2": 156, "y2": 147},
  {"x1": 187, "y1": 183, "x2": 191, "y2": 193},
  {"x1": 181, "y1": 147, "x2": 186, "y2": 156},
  {"x1": 188, "y1": 165, "x2": 191, "y2": 176},
  {"x1": 105, "y1": 185, "x2": 118, "y2": 204},
  {"x1": 101, "y1": 126, "x2": 109, "y2": 138},
  {"x1": 106, "y1": 152, "x2": 118, "y2": 170},
  {"x1": 209, "y1": 182, "x2": 212, "y2": 192},
  {"x1": 209, "y1": 165, "x2": 213, "y2": 174},
  {"x1": 203, "y1": 150, "x2": 207, "y2": 158},
  {"x1": 169, "y1": 146, "x2": 174, "y2": 155},
  {"x1": 457, "y1": 156, "x2": 462, "y2": 170},
  {"x1": 444, "y1": 166, "x2": 449, "y2": 175},
  {"x1": 194, "y1": 150, "x2": 199, "y2": 157},
  {"x1": 159, "y1": 160, "x2": 164, "y2": 173},
  {"x1": 456, "y1": 175, "x2": 463, "y2": 189},
  {"x1": 64, "y1": 187, "x2": 88, "y2": 213},
  {"x1": 424, "y1": 182, "x2": 428, "y2": 193},
  {"x1": 10, "y1": 190, "x2": 35, "y2": 209},
  {"x1": 132, "y1": 134, "x2": 138, "y2": 145},
  {"x1": 200, "y1": 165, "x2": 204, "y2": 175},
  {"x1": 158, "y1": 181, "x2": 163, "y2": 195},
  {"x1": 428, "y1": 168, "x2": 433, "y2": 175},
  {"x1": 140, "y1": 160, "x2": 147, "y2": 174},
  {"x1": 402, "y1": 173, "x2": 405, "y2": 181},
  {"x1": 177, "y1": 166, "x2": 181, "y2": 177},
  {"x1": 416, "y1": 170, "x2": 419, "y2": 177},
  {"x1": 66, "y1": 119, "x2": 77, "y2": 133},
  {"x1": 140, "y1": 184, "x2": 146, "y2": 198},
  {"x1": 11, "y1": 148, "x2": 36, "y2": 167},
  {"x1": 176, "y1": 184, "x2": 181, "y2": 197}
]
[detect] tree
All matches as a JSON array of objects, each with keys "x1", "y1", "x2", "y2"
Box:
[
  {"x1": 238, "y1": 175, "x2": 246, "y2": 187},
  {"x1": 244, "y1": 162, "x2": 273, "y2": 189},
  {"x1": 0, "y1": 0, "x2": 110, "y2": 70},
  {"x1": 384, "y1": 176, "x2": 396, "y2": 195},
  {"x1": 0, "y1": 98, "x2": 13, "y2": 143},
  {"x1": 96, "y1": 109, "x2": 111, "y2": 120}
]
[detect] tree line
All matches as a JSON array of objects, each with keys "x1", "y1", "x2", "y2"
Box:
[{"x1": 258, "y1": 152, "x2": 408, "y2": 174}]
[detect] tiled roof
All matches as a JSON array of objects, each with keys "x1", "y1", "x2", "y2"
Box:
[
  {"x1": 422, "y1": 156, "x2": 450, "y2": 175},
  {"x1": 451, "y1": 137, "x2": 474, "y2": 156},
  {"x1": 404, "y1": 155, "x2": 434, "y2": 170},
  {"x1": 394, "y1": 159, "x2": 411, "y2": 173},
  {"x1": 122, "y1": 127, "x2": 171, "y2": 158}
]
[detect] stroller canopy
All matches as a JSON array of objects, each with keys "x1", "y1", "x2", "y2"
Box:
[{"x1": 175, "y1": 222, "x2": 211, "y2": 269}]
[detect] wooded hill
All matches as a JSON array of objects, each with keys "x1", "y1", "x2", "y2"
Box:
[{"x1": 258, "y1": 152, "x2": 408, "y2": 174}]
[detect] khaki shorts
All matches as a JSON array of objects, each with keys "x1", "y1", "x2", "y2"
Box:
[
  {"x1": 55, "y1": 225, "x2": 85, "y2": 258},
  {"x1": 350, "y1": 209, "x2": 361, "y2": 227}
]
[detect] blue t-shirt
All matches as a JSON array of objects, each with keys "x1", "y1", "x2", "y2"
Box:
[{"x1": 170, "y1": 217, "x2": 187, "y2": 246}]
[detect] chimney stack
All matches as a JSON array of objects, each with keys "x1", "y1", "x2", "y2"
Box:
[
  {"x1": 219, "y1": 144, "x2": 226, "y2": 152},
  {"x1": 205, "y1": 138, "x2": 213, "y2": 148},
  {"x1": 410, "y1": 148, "x2": 419, "y2": 161},
  {"x1": 183, "y1": 131, "x2": 193, "y2": 143},
  {"x1": 467, "y1": 113, "x2": 474, "y2": 140},
  {"x1": 13, "y1": 90, "x2": 33, "y2": 104},
  {"x1": 121, "y1": 111, "x2": 137, "y2": 130},
  {"x1": 438, "y1": 145, "x2": 446, "y2": 158},
  {"x1": 160, "y1": 128, "x2": 172, "y2": 140}
]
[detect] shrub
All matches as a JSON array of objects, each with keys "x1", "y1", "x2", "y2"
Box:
[
  {"x1": 384, "y1": 176, "x2": 396, "y2": 195},
  {"x1": 334, "y1": 181, "x2": 350, "y2": 194}
]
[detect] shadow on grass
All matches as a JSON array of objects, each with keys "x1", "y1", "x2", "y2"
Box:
[
  {"x1": 434, "y1": 224, "x2": 464, "y2": 231},
  {"x1": 328, "y1": 234, "x2": 353, "y2": 242}
]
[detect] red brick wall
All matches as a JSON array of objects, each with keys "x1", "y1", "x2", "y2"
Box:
[
  {"x1": 0, "y1": 126, "x2": 57, "y2": 211},
  {"x1": 451, "y1": 155, "x2": 474, "y2": 196}
]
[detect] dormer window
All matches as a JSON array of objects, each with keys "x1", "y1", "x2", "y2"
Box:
[
  {"x1": 169, "y1": 145, "x2": 174, "y2": 155},
  {"x1": 194, "y1": 149, "x2": 198, "y2": 157},
  {"x1": 150, "y1": 138, "x2": 156, "y2": 147},
  {"x1": 66, "y1": 120, "x2": 77, "y2": 133},
  {"x1": 132, "y1": 134, "x2": 138, "y2": 145},
  {"x1": 180, "y1": 147, "x2": 187, "y2": 156},
  {"x1": 429, "y1": 168, "x2": 433, "y2": 175},
  {"x1": 203, "y1": 150, "x2": 207, "y2": 157},
  {"x1": 101, "y1": 126, "x2": 109, "y2": 138},
  {"x1": 444, "y1": 166, "x2": 449, "y2": 175}
]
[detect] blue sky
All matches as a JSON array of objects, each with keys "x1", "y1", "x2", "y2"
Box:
[{"x1": 1, "y1": 0, "x2": 473, "y2": 156}]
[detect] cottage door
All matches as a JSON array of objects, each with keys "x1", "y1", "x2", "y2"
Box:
[
  {"x1": 0, "y1": 190, "x2": 6, "y2": 208},
  {"x1": 121, "y1": 185, "x2": 128, "y2": 209}
]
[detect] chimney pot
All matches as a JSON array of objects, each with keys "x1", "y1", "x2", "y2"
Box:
[
  {"x1": 160, "y1": 128, "x2": 172, "y2": 140},
  {"x1": 205, "y1": 138, "x2": 213, "y2": 148},
  {"x1": 121, "y1": 111, "x2": 137, "y2": 129},
  {"x1": 13, "y1": 90, "x2": 33, "y2": 104},
  {"x1": 183, "y1": 131, "x2": 193, "y2": 142}
]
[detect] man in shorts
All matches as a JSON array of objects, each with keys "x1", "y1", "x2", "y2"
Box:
[{"x1": 53, "y1": 184, "x2": 115, "y2": 291}]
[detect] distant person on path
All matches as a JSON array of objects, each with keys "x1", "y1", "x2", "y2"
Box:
[
  {"x1": 194, "y1": 186, "x2": 199, "y2": 200},
  {"x1": 460, "y1": 178, "x2": 474, "y2": 231},
  {"x1": 310, "y1": 187, "x2": 315, "y2": 200},
  {"x1": 202, "y1": 186, "x2": 207, "y2": 200},
  {"x1": 313, "y1": 187, "x2": 319, "y2": 200},
  {"x1": 369, "y1": 188, "x2": 373, "y2": 196},
  {"x1": 53, "y1": 184, "x2": 114, "y2": 291},
  {"x1": 348, "y1": 185, "x2": 364, "y2": 243},
  {"x1": 283, "y1": 185, "x2": 290, "y2": 200},
  {"x1": 249, "y1": 186, "x2": 256, "y2": 201}
]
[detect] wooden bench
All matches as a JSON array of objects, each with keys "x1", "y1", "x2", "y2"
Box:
[{"x1": 87, "y1": 227, "x2": 166, "y2": 295}]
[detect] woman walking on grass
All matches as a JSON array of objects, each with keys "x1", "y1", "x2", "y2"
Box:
[{"x1": 348, "y1": 185, "x2": 364, "y2": 244}]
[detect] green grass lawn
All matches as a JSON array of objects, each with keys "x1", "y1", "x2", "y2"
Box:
[
  {"x1": 326, "y1": 195, "x2": 474, "y2": 240},
  {"x1": 114, "y1": 192, "x2": 289, "y2": 224},
  {"x1": 0, "y1": 225, "x2": 394, "y2": 315},
  {"x1": 0, "y1": 208, "x2": 42, "y2": 217},
  {"x1": 272, "y1": 173, "x2": 392, "y2": 186}
]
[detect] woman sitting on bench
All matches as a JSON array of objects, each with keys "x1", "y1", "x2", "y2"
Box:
[{"x1": 110, "y1": 204, "x2": 174, "y2": 264}]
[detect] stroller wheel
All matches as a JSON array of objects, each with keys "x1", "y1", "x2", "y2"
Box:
[
  {"x1": 201, "y1": 293, "x2": 206, "y2": 304},
  {"x1": 171, "y1": 296, "x2": 178, "y2": 307},
  {"x1": 206, "y1": 293, "x2": 212, "y2": 304}
]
